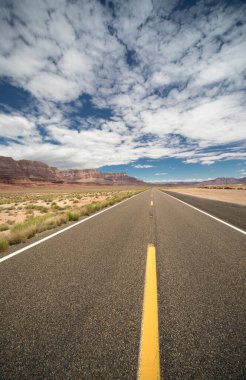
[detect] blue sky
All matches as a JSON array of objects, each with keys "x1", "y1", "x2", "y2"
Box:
[{"x1": 0, "y1": 0, "x2": 245, "y2": 182}]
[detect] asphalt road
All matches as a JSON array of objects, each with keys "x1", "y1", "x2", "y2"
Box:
[
  {"x1": 1, "y1": 189, "x2": 245, "y2": 379},
  {"x1": 162, "y1": 190, "x2": 246, "y2": 231}
]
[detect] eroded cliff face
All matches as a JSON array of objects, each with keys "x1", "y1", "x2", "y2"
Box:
[
  {"x1": 62, "y1": 169, "x2": 102, "y2": 182},
  {"x1": 18, "y1": 160, "x2": 64, "y2": 182},
  {"x1": 0, "y1": 157, "x2": 63, "y2": 183},
  {"x1": 0, "y1": 157, "x2": 24, "y2": 180},
  {"x1": 0, "y1": 156, "x2": 144, "y2": 185}
]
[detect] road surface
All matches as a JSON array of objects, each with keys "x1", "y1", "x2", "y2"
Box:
[
  {"x1": 163, "y1": 189, "x2": 246, "y2": 230},
  {"x1": 1, "y1": 189, "x2": 245, "y2": 379}
]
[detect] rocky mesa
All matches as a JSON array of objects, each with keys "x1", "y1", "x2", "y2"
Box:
[{"x1": 0, "y1": 156, "x2": 144, "y2": 186}]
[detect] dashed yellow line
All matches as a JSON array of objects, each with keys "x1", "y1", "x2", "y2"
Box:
[
  {"x1": 150, "y1": 200, "x2": 154, "y2": 206},
  {"x1": 138, "y1": 244, "x2": 160, "y2": 380}
]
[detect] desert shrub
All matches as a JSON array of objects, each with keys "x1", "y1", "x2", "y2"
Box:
[
  {"x1": 24, "y1": 225, "x2": 37, "y2": 239},
  {"x1": 79, "y1": 207, "x2": 89, "y2": 216},
  {"x1": 99, "y1": 200, "x2": 109, "y2": 208},
  {"x1": 82, "y1": 203, "x2": 97, "y2": 215},
  {"x1": 51, "y1": 204, "x2": 64, "y2": 210},
  {"x1": 67, "y1": 211, "x2": 80, "y2": 221},
  {"x1": 4, "y1": 190, "x2": 142, "y2": 248},
  {"x1": 40, "y1": 207, "x2": 49, "y2": 213},
  {"x1": 36, "y1": 221, "x2": 53, "y2": 233},
  {"x1": 0, "y1": 238, "x2": 9, "y2": 252},
  {"x1": 25, "y1": 204, "x2": 48, "y2": 213},
  {"x1": 0, "y1": 223, "x2": 9, "y2": 231},
  {"x1": 86, "y1": 203, "x2": 97, "y2": 213},
  {"x1": 25, "y1": 204, "x2": 35, "y2": 209},
  {"x1": 11, "y1": 214, "x2": 52, "y2": 232},
  {"x1": 55, "y1": 213, "x2": 69, "y2": 225},
  {"x1": 9, "y1": 232, "x2": 26, "y2": 245}
]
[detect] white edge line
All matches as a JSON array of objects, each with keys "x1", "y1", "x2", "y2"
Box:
[
  {"x1": 161, "y1": 190, "x2": 246, "y2": 235},
  {"x1": 0, "y1": 191, "x2": 145, "y2": 264}
]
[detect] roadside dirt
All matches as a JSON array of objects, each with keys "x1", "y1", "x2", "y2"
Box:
[{"x1": 164, "y1": 188, "x2": 246, "y2": 205}]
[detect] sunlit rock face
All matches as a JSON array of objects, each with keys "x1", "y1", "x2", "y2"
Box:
[{"x1": 0, "y1": 156, "x2": 144, "y2": 185}]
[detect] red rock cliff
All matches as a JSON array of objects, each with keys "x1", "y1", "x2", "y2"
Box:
[{"x1": 0, "y1": 156, "x2": 144, "y2": 185}]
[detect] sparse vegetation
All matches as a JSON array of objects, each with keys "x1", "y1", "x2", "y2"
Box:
[
  {"x1": 0, "y1": 238, "x2": 9, "y2": 252},
  {"x1": 67, "y1": 210, "x2": 80, "y2": 221},
  {"x1": 0, "y1": 187, "x2": 144, "y2": 252},
  {"x1": 0, "y1": 223, "x2": 9, "y2": 231}
]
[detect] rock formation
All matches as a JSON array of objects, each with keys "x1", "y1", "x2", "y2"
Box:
[{"x1": 0, "y1": 156, "x2": 144, "y2": 186}]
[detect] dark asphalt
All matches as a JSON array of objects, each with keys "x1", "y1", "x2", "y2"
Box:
[
  {"x1": 1, "y1": 189, "x2": 245, "y2": 379},
  {"x1": 162, "y1": 190, "x2": 246, "y2": 231},
  {"x1": 156, "y1": 190, "x2": 246, "y2": 380}
]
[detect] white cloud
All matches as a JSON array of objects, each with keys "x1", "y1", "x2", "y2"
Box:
[
  {"x1": 134, "y1": 164, "x2": 153, "y2": 168},
  {"x1": 0, "y1": 114, "x2": 38, "y2": 141},
  {"x1": 185, "y1": 152, "x2": 246, "y2": 165},
  {"x1": 59, "y1": 49, "x2": 91, "y2": 77},
  {"x1": 0, "y1": 0, "x2": 245, "y2": 168},
  {"x1": 28, "y1": 72, "x2": 81, "y2": 102},
  {"x1": 238, "y1": 169, "x2": 246, "y2": 177}
]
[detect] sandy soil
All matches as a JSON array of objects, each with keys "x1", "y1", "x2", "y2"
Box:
[
  {"x1": 0, "y1": 188, "x2": 141, "y2": 247},
  {"x1": 0, "y1": 192, "x2": 111, "y2": 225},
  {"x1": 165, "y1": 188, "x2": 246, "y2": 205}
]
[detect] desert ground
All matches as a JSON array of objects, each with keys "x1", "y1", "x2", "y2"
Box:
[
  {"x1": 0, "y1": 186, "x2": 144, "y2": 251},
  {"x1": 163, "y1": 184, "x2": 246, "y2": 205}
]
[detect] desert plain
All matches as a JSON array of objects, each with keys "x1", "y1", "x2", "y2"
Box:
[
  {"x1": 163, "y1": 184, "x2": 246, "y2": 206},
  {"x1": 0, "y1": 186, "x2": 144, "y2": 252}
]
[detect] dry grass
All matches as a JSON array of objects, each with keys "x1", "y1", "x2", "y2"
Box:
[
  {"x1": 0, "y1": 223, "x2": 9, "y2": 231},
  {"x1": 0, "y1": 188, "x2": 144, "y2": 252},
  {"x1": 0, "y1": 238, "x2": 9, "y2": 252}
]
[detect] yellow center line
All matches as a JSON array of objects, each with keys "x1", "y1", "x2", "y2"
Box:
[
  {"x1": 138, "y1": 244, "x2": 160, "y2": 380},
  {"x1": 150, "y1": 200, "x2": 154, "y2": 206}
]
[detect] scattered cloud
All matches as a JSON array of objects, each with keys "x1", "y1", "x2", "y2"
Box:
[
  {"x1": 155, "y1": 172, "x2": 167, "y2": 175},
  {"x1": 134, "y1": 164, "x2": 153, "y2": 168},
  {"x1": 238, "y1": 168, "x2": 246, "y2": 176},
  {"x1": 0, "y1": 0, "x2": 245, "y2": 169}
]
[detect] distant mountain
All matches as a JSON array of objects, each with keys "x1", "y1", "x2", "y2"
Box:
[
  {"x1": 198, "y1": 177, "x2": 246, "y2": 186},
  {"x1": 0, "y1": 156, "x2": 144, "y2": 186},
  {"x1": 1, "y1": 156, "x2": 244, "y2": 187},
  {"x1": 150, "y1": 177, "x2": 246, "y2": 186},
  {"x1": 152, "y1": 181, "x2": 200, "y2": 187}
]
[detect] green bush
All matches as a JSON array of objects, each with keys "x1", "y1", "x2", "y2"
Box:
[
  {"x1": 0, "y1": 239, "x2": 9, "y2": 252},
  {"x1": 25, "y1": 204, "x2": 48, "y2": 213},
  {"x1": 67, "y1": 211, "x2": 80, "y2": 221},
  {"x1": 11, "y1": 214, "x2": 52, "y2": 232}
]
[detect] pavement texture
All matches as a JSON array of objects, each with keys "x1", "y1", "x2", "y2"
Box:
[
  {"x1": 1, "y1": 189, "x2": 245, "y2": 379},
  {"x1": 162, "y1": 190, "x2": 246, "y2": 231}
]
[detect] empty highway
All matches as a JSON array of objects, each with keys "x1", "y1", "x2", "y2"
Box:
[{"x1": 1, "y1": 189, "x2": 245, "y2": 379}]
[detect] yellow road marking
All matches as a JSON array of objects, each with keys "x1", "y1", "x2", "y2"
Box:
[
  {"x1": 138, "y1": 244, "x2": 160, "y2": 380},
  {"x1": 150, "y1": 200, "x2": 154, "y2": 206}
]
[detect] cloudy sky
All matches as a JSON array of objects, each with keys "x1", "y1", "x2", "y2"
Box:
[{"x1": 0, "y1": 0, "x2": 245, "y2": 181}]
